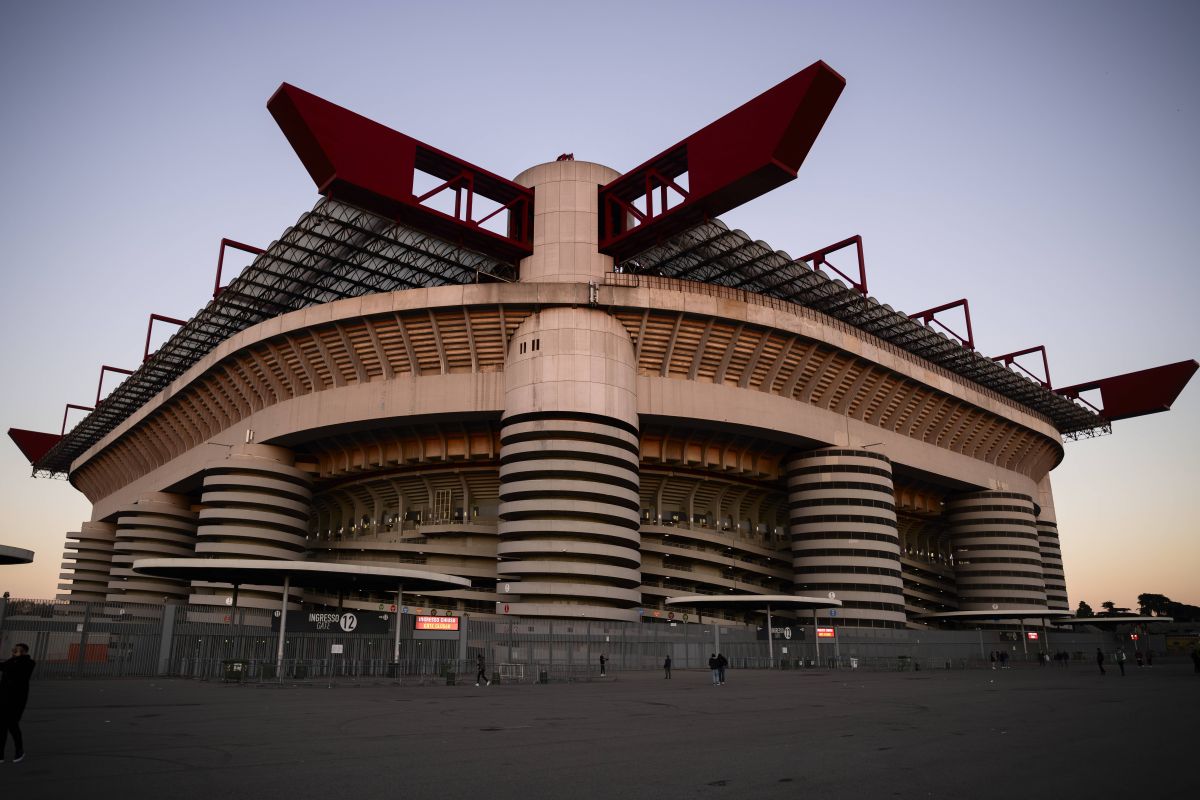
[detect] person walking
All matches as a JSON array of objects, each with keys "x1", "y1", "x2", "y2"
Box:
[
  {"x1": 475, "y1": 653, "x2": 490, "y2": 686},
  {"x1": 663, "y1": 654, "x2": 672, "y2": 679},
  {"x1": 990, "y1": 651, "x2": 997, "y2": 670},
  {"x1": 716, "y1": 652, "x2": 728, "y2": 685},
  {"x1": 1135, "y1": 650, "x2": 1144, "y2": 668},
  {"x1": 1095, "y1": 648, "x2": 1106, "y2": 676},
  {"x1": 708, "y1": 653, "x2": 720, "y2": 685},
  {"x1": 1116, "y1": 648, "x2": 1127, "y2": 676},
  {"x1": 1, "y1": 642, "x2": 35, "y2": 764},
  {"x1": 599, "y1": 654, "x2": 607, "y2": 676}
]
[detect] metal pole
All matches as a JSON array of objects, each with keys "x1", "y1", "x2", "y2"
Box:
[
  {"x1": 393, "y1": 583, "x2": 403, "y2": 664},
  {"x1": 813, "y1": 609, "x2": 820, "y2": 666},
  {"x1": 977, "y1": 627, "x2": 985, "y2": 660},
  {"x1": 1020, "y1": 618, "x2": 1028, "y2": 656},
  {"x1": 766, "y1": 604, "x2": 774, "y2": 668},
  {"x1": 276, "y1": 575, "x2": 290, "y2": 672}
]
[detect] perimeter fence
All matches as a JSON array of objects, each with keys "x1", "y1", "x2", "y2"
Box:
[{"x1": 0, "y1": 596, "x2": 1138, "y2": 683}]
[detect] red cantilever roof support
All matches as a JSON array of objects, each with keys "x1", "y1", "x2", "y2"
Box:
[
  {"x1": 95, "y1": 365, "x2": 135, "y2": 407},
  {"x1": 61, "y1": 403, "x2": 94, "y2": 436},
  {"x1": 144, "y1": 313, "x2": 188, "y2": 363},
  {"x1": 800, "y1": 235, "x2": 867, "y2": 296},
  {"x1": 7, "y1": 428, "x2": 62, "y2": 465},
  {"x1": 268, "y1": 83, "x2": 534, "y2": 264},
  {"x1": 214, "y1": 238, "x2": 265, "y2": 298},
  {"x1": 993, "y1": 345, "x2": 1051, "y2": 389},
  {"x1": 909, "y1": 298, "x2": 974, "y2": 350},
  {"x1": 598, "y1": 61, "x2": 846, "y2": 261},
  {"x1": 1057, "y1": 360, "x2": 1198, "y2": 422}
]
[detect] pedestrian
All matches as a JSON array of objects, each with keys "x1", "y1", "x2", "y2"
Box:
[
  {"x1": 663, "y1": 654, "x2": 672, "y2": 679},
  {"x1": 1116, "y1": 648, "x2": 1127, "y2": 677},
  {"x1": 716, "y1": 652, "x2": 728, "y2": 684},
  {"x1": 1135, "y1": 650, "x2": 1144, "y2": 668},
  {"x1": 708, "y1": 653, "x2": 720, "y2": 685},
  {"x1": 1095, "y1": 648, "x2": 1105, "y2": 676},
  {"x1": 475, "y1": 653, "x2": 490, "y2": 686},
  {"x1": 1, "y1": 642, "x2": 35, "y2": 764},
  {"x1": 990, "y1": 651, "x2": 996, "y2": 670},
  {"x1": 599, "y1": 654, "x2": 607, "y2": 676},
  {"x1": 999, "y1": 650, "x2": 1008, "y2": 669}
]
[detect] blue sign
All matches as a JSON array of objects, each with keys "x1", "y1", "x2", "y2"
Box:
[{"x1": 829, "y1": 609, "x2": 838, "y2": 617}]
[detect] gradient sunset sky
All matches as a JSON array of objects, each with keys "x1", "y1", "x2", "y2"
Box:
[{"x1": 1, "y1": 0, "x2": 1196, "y2": 610}]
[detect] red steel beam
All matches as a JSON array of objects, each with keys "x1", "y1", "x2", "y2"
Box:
[
  {"x1": 994, "y1": 345, "x2": 1051, "y2": 389},
  {"x1": 801, "y1": 235, "x2": 867, "y2": 296},
  {"x1": 214, "y1": 238, "x2": 265, "y2": 298},
  {"x1": 598, "y1": 61, "x2": 846, "y2": 261},
  {"x1": 268, "y1": 83, "x2": 534, "y2": 264},
  {"x1": 61, "y1": 404, "x2": 94, "y2": 436},
  {"x1": 95, "y1": 365, "x2": 135, "y2": 407},
  {"x1": 1057, "y1": 360, "x2": 1198, "y2": 422},
  {"x1": 909, "y1": 298, "x2": 974, "y2": 350},
  {"x1": 7, "y1": 428, "x2": 62, "y2": 465},
  {"x1": 144, "y1": 314, "x2": 188, "y2": 363}
]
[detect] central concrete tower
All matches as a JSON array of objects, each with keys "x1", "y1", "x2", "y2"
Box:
[{"x1": 496, "y1": 161, "x2": 642, "y2": 621}]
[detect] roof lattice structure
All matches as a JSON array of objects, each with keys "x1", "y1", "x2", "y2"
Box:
[
  {"x1": 36, "y1": 204, "x2": 1108, "y2": 479},
  {"x1": 35, "y1": 198, "x2": 510, "y2": 476},
  {"x1": 619, "y1": 220, "x2": 1107, "y2": 437}
]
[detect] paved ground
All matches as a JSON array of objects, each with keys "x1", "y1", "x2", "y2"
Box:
[{"x1": 2, "y1": 662, "x2": 1195, "y2": 799}]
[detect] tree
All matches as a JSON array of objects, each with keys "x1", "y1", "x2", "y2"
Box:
[
  {"x1": 1138, "y1": 593, "x2": 1170, "y2": 616},
  {"x1": 1101, "y1": 601, "x2": 1117, "y2": 614},
  {"x1": 1076, "y1": 600, "x2": 1094, "y2": 618}
]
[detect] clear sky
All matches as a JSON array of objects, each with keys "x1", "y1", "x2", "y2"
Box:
[{"x1": 1, "y1": 1, "x2": 1196, "y2": 610}]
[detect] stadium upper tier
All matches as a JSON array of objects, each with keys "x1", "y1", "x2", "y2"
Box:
[{"x1": 32, "y1": 197, "x2": 1108, "y2": 478}]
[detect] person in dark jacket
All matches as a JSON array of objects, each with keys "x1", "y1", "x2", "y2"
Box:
[
  {"x1": 716, "y1": 653, "x2": 728, "y2": 685},
  {"x1": 1095, "y1": 648, "x2": 1106, "y2": 676},
  {"x1": 475, "y1": 653, "x2": 490, "y2": 686},
  {"x1": 708, "y1": 653, "x2": 720, "y2": 685},
  {"x1": 1, "y1": 643, "x2": 35, "y2": 763},
  {"x1": 663, "y1": 654, "x2": 672, "y2": 679},
  {"x1": 599, "y1": 654, "x2": 607, "y2": 676}
]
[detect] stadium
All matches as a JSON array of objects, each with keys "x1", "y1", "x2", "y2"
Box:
[{"x1": 8, "y1": 61, "x2": 1196, "y2": 648}]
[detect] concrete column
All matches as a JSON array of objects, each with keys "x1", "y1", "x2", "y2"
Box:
[
  {"x1": 58, "y1": 521, "x2": 117, "y2": 602},
  {"x1": 787, "y1": 448, "x2": 906, "y2": 630},
  {"x1": 946, "y1": 491, "x2": 1047, "y2": 612},
  {"x1": 513, "y1": 160, "x2": 620, "y2": 284},
  {"x1": 107, "y1": 493, "x2": 196, "y2": 605},
  {"x1": 192, "y1": 444, "x2": 311, "y2": 610},
  {"x1": 497, "y1": 308, "x2": 642, "y2": 622}
]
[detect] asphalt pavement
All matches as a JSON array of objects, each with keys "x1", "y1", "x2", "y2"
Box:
[{"x1": 3, "y1": 661, "x2": 1195, "y2": 799}]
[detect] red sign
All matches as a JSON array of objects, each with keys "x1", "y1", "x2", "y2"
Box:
[
  {"x1": 415, "y1": 615, "x2": 459, "y2": 631},
  {"x1": 1130, "y1": 634, "x2": 1139, "y2": 641},
  {"x1": 1026, "y1": 632, "x2": 1039, "y2": 640},
  {"x1": 817, "y1": 627, "x2": 836, "y2": 638}
]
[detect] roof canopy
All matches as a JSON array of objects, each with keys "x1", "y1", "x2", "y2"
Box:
[
  {"x1": 665, "y1": 594, "x2": 841, "y2": 612},
  {"x1": 132, "y1": 557, "x2": 471, "y2": 593},
  {"x1": 0, "y1": 544, "x2": 35, "y2": 566}
]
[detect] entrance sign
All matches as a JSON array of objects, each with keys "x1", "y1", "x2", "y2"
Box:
[
  {"x1": 415, "y1": 615, "x2": 459, "y2": 631},
  {"x1": 817, "y1": 626, "x2": 836, "y2": 638}
]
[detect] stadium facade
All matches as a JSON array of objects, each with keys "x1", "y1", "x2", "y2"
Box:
[{"x1": 9, "y1": 62, "x2": 1195, "y2": 635}]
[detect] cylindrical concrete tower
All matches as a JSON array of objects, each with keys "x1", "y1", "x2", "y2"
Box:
[
  {"x1": 497, "y1": 308, "x2": 642, "y2": 621},
  {"x1": 513, "y1": 160, "x2": 620, "y2": 284},
  {"x1": 192, "y1": 444, "x2": 311, "y2": 609},
  {"x1": 788, "y1": 448, "x2": 906, "y2": 629},
  {"x1": 107, "y1": 493, "x2": 197, "y2": 604},
  {"x1": 1037, "y1": 518, "x2": 1068, "y2": 612},
  {"x1": 947, "y1": 491, "x2": 1047, "y2": 611},
  {"x1": 59, "y1": 521, "x2": 116, "y2": 602}
]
